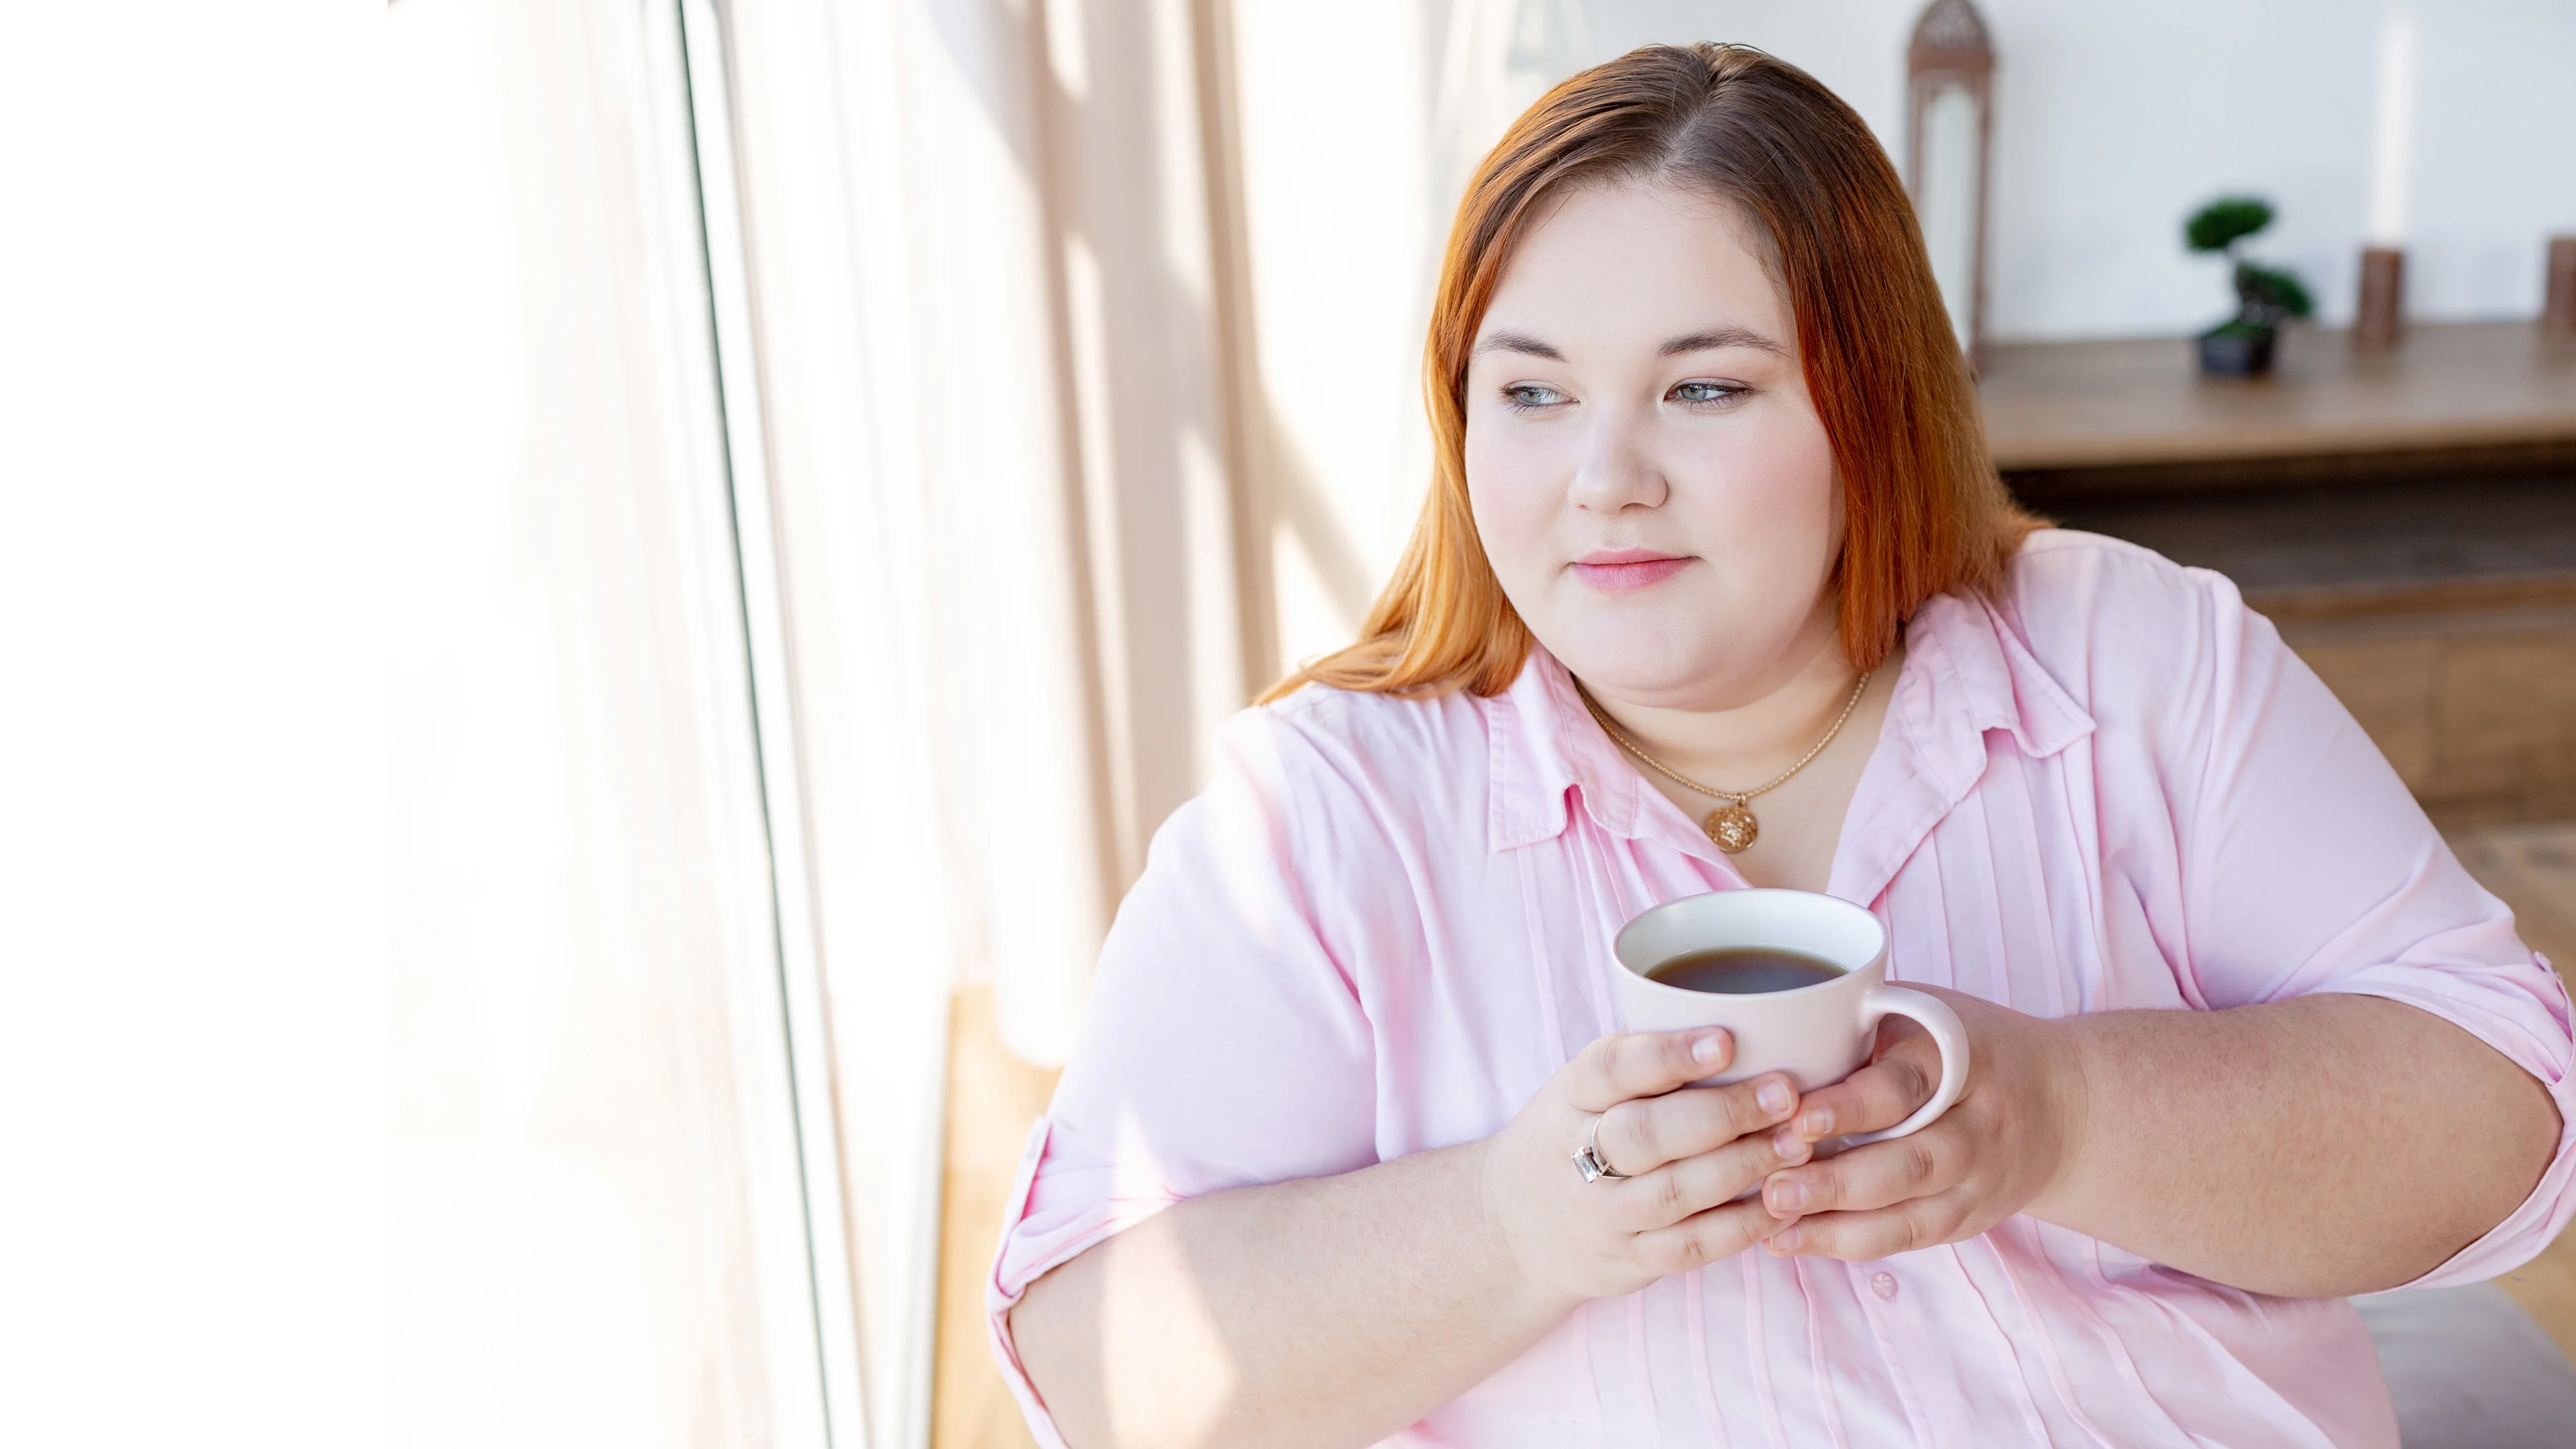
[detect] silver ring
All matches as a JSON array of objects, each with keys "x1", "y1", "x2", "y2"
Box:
[{"x1": 1572, "y1": 1114, "x2": 1629, "y2": 1183}]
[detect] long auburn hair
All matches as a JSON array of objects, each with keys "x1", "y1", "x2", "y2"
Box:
[{"x1": 1262, "y1": 43, "x2": 2035, "y2": 704}]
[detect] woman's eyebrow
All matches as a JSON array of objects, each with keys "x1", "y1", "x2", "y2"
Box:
[
  {"x1": 1660, "y1": 327, "x2": 1785, "y2": 357},
  {"x1": 1471, "y1": 329, "x2": 1565, "y2": 361}
]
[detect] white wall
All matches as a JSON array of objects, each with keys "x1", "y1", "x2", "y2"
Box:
[{"x1": 1591, "y1": 0, "x2": 2576, "y2": 339}]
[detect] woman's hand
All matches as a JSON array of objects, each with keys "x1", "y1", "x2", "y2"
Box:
[
  {"x1": 1752, "y1": 986, "x2": 2086, "y2": 1260},
  {"x1": 1477, "y1": 1028, "x2": 1815, "y2": 1309}
]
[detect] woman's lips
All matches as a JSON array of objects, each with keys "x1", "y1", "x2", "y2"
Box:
[{"x1": 1571, "y1": 552, "x2": 1692, "y2": 592}]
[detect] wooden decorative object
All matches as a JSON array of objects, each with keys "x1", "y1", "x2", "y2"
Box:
[
  {"x1": 2546, "y1": 236, "x2": 2576, "y2": 338},
  {"x1": 1907, "y1": 0, "x2": 1996, "y2": 368},
  {"x1": 2357, "y1": 246, "x2": 2406, "y2": 350}
]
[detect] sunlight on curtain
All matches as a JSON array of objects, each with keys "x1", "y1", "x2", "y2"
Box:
[
  {"x1": 386, "y1": 3, "x2": 827, "y2": 1444},
  {"x1": 1226, "y1": 0, "x2": 1596, "y2": 676},
  {"x1": 708, "y1": 1, "x2": 1326, "y2": 1430},
  {"x1": 716, "y1": 0, "x2": 1131, "y2": 1440}
]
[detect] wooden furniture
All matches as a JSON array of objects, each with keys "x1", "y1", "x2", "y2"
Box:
[
  {"x1": 2355, "y1": 246, "x2": 2406, "y2": 351},
  {"x1": 932, "y1": 987, "x2": 1055, "y2": 1449},
  {"x1": 1984, "y1": 321, "x2": 2576, "y2": 478},
  {"x1": 1983, "y1": 321, "x2": 2576, "y2": 823},
  {"x1": 2546, "y1": 237, "x2": 2576, "y2": 337}
]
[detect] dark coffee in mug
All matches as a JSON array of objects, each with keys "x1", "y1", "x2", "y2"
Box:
[{"x1": 1643, "y1": 946, "x2": 1847, "y2": 996}]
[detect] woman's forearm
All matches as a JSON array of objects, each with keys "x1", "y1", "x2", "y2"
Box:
[
  {"x1": 1008, "y1": 1030, "x2": 1815, "y2": 1447},
  {"x1": 1008, "y1": 1140, "x2": 1569, "y2": 1449},
  {"x1": 2033, "y1": 993, "x2": 2561, "y2": 1297}
]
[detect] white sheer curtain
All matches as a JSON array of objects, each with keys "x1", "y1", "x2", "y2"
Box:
[
  {"x1": 388, "y1": 3, "x2": 829, "y2": 1444},
  {"x1": 712, "y1": 0, "x2": 1248, "y2": 1437}
]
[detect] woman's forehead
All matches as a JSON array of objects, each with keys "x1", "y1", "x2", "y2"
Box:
[{"x1": 1477, "y1": 181, "x2": 1790, "y2": 355}]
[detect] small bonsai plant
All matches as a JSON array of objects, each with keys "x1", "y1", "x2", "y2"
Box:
[{"x1": 2184, "y1": 195, "x2": 2314, "y2": 376}]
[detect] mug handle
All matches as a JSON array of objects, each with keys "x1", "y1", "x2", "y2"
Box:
[{"x1": 1840, "y1": 985, "x2": 1971, "y2": 1145}]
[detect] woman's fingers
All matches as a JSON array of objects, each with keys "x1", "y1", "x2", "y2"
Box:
[
  {"x1": 1762, "y1": 1184, "x2": 1980, "y2": 1261},
  {"x1": 1783, "y1": 1023, "x2": 1938, "y2": 1142},
  {"x1": 1761, "y1": 1122, "x2": 1965, "y2": 1221},
  {"x1": 1598, "y1": 1071, "x2": 1799, "y2": 1177},
  {"x1": 1566, "y1": 1029, "x2": 1733, "y2": 1114},
  {"x1": 1617, "y1": 1119, "x2": 1813, "y2": 1231},
  {"x1": 1633, "y1": 1197, "x2": 1783, "y2": 1276}
]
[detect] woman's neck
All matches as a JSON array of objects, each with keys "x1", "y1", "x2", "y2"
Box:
[
  {"x1": 1579, "y1": 635, "x2": 1871, "y2": 790},
  {"x1": 1580, "y1": 633, "x2": 1904, "y2": 890}
]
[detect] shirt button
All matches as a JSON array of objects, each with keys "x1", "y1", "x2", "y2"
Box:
[{"x1": 1870, "y1": 1271, "x2": 1899, "y2": 1301}]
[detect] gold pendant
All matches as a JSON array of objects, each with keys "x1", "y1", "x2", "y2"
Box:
[{"x1": 1704, "y1": 802, "x2": 1759, "y2": 854}]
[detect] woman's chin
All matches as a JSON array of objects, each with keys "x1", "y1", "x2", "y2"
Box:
[
  {"x1": 1546, "y1": 635, "x2": 1729, "y2": 704},
  {"x1": 1542, "y1": 611, "x2": 1816, "y2": 709}
]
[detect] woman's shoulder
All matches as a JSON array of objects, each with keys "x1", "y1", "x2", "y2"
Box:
[
  {"x1": 1992, "y1": 527, "x2": 2257, "y2": 663},
  {"x1": 1240, "y1": 676, "x2": 1496, "y2": 804},
  {"x1": 1973, "y1": 527, "x2": 2286, "y2": 750},
  {"x1": 2006, "y1": 526, "x2": 2233, "y2": 609},
  {"x1": 1119, "y1": 682, "x2": 1498, "y2": 928}
]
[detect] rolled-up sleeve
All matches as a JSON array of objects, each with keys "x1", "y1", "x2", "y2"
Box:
[
  {"x1": 2157, "y1": 564, "x2": 2576, "y2": 1288},
  {"x1": 985, "y1": 702, "x2": 1384, "y2": 1443}
]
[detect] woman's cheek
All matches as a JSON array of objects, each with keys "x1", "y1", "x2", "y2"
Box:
[
  {"x1": 1702, "y1": 433, "x2": 1840, "y2": 585},
  {"x1": 1464, "y1": 439, "x2": 1560, "y2": 597}
]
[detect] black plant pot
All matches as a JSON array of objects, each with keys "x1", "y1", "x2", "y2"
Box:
[{"x1": 2198, "y1": 325, "x2": 2277, "y2": 378}]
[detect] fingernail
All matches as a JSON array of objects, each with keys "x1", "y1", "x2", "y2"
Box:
[
  {"x1": 1756, "y1": 1079, "x2": 1793, "y2": 1114},
  {"x1": 1768, "y1": 1224, "x2": 1803, "y2": 1253},
  {"x1": 1799, "y1": 1109, "x2": 1831, "y2": 1139},
  {"x1": 1768, "y1": 1179, "x2": 1809, "y2": 1214},
  {"x1": 1692, "y1": 1030, "x2": 1727, "y2": 1065},
  {"x1": 1771, "y1": 1126, "x2": 1811, "y2": 1163}
]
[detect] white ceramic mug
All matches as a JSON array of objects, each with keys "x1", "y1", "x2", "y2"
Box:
[{"x1": 1612, "y1": 889, "x2": 1970, "y2": 1146}]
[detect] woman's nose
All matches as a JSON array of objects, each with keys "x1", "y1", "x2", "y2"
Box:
[{"x1": 1568, "y1": 411, "x2": 1668, "y2": 512}]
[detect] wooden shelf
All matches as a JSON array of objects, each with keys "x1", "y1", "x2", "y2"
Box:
[
  {"x1": 1986, "y1": 327, "x2": 2576, "y2": 824},
  {"x1": 2043, "y1": 473, "x2": 2576, "y2": 602},
  {"x1": 1979, "y1": 321, "x2": 2576, "y2": 474}
]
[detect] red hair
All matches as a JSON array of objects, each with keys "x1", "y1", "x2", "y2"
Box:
[{"x1": 1263, "y1": 43, "x2": 2035, "y2": 704}]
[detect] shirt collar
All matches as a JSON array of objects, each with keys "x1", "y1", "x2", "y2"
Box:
[
  {"x1": 1485, "y1": 642, "x2": 1713, "y2": 857},
  {"x1": 1483, "y1": 590, "x2": 2095, "y2": 860}
]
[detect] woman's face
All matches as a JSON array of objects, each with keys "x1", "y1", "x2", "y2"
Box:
[{"x1": 1464, "y1": 181, "x2": 1843, "y2": 711}]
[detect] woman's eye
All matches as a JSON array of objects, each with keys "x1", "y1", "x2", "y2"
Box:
[
  {"x1": 1672, "y1": 380, "x2": 1743, "y2": 407},
  {"x1": 1503, "y1": 383, "x2": 1568, "y2": 412}
]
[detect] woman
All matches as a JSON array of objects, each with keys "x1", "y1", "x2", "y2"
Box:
[{"x1": 991, "y1": 44, "x2": 2573, "y2": 1448}]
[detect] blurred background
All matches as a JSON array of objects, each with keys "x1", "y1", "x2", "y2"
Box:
[{"x1": 5, "y1": 2, "x2": 2572, "y2": 1447}]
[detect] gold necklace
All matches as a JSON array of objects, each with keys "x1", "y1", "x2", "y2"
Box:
[{"x1": 1576, "y1": 670, "x2": 1873, "y2": 854}]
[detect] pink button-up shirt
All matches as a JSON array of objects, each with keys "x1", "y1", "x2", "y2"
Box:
[{"x1": 989, "y1": 530, "x2": 2576, "y2": 1447}]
